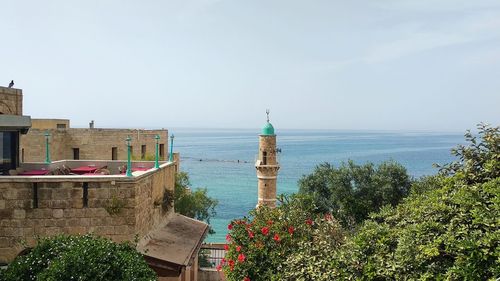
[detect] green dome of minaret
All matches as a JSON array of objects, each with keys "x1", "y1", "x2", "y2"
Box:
[{"x1": 261, "y1": 109, "x2": 275, "y2": 135}]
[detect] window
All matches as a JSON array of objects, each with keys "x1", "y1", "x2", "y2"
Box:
[
  {"x1": 21, "y1": 148, "x2": 24, "y2": 163},
  {"x1": 112, "y1": 147, "x2": 118, "y2": 160},
  {"x1": 141, "y1": 145, "x2": 146, "y2": 159},
  {"x1": 56, "y1": 124, "x2": 67, "y2": 129},
  {"x1": 159, "y1": 144, "x2": 165, "y2": 159},
  {"x1": 262, "y1": 151, "x2": 267, "y2": 165},
  {"x1": 0, "y1": 132, "x2": 19, "y2": 175},
  {"x1": 73, "y1": 148, "x2": 80, "y2": 160}
]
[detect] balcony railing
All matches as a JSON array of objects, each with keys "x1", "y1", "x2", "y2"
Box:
[
  {"x1": 254, "y1": 154, "x2": 279, "y2": 166},
  {"x1": 199, "y1": 243, "x2": 227, "y2": 268}
]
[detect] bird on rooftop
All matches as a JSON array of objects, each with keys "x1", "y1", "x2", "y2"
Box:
[{"x1": 8, "y1": 80, "x2": 14, "y2": 88}]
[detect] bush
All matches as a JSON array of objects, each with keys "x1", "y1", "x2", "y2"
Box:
[
  {"x1": 0, "y1": 234, "x2": 156, "y2": 281},
  {"x1": 174, "y1": 172, "x2": 218, "y2": 234},
  {"x1": 299, "y1": 160, "x2": 412, "y2": 227},
  {"x1": 332, "y1": 124, "x2": 500, "y2": 280},
  {"x1": 221, "y1": 194, "x2": 344, "y2": 281}
]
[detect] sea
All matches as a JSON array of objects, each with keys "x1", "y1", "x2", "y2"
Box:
[{"x1": 174, "y1": 128, "x2": 465, "y2": 242}]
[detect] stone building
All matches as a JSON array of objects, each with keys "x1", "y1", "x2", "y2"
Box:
[
  {"x1": 255, "y1": 112, "x2": 280, "y2": 208},
  {"x1": 0, "y1": 86, "x2": 206, "y2": 281},
  {"x1": 21, "y1": 119, "x2": 169, "y2": 164}
]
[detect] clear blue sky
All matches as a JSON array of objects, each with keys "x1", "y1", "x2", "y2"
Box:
[{"x1": 2, "y1": 0, "x2": 499, "y2": 131}]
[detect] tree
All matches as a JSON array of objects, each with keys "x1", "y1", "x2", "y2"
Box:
[
  {"x1": 0, "y1": 234, "x2": 156, "y2": 281},
  {"x1": 436, "y1": 123, "x2": 500, "y2": 184},
  {"x1": 174, "y1": 172, "x2": 218, "y2": 234},
  {"x1": 298, "y1": 160, "x2": 412, "y2": 227},
  {"x1": 331, "y1": 124, "x2": 500, "y2": 280}
]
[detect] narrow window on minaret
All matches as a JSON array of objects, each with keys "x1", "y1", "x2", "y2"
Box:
[{"x1": 263, "y1": 151, "x2": 267, "y2": 165}]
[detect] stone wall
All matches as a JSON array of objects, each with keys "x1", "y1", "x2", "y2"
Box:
[
  {"x1": 31, "y1": 119, "x2": 70, "y2": 129},
  {"x1": 0, "y1": 162, "x2": 176, "y2": 263},
  {"x1": 20, "y1": 128, "x2": 169, "y2": 162},
  {"x1": 0, "y1": 87, "x2": 23, "y2": 116}
]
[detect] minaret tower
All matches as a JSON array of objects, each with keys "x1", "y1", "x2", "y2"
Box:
[{"x1": 255, "y1": 110, "x2": 280, "y2": 208}]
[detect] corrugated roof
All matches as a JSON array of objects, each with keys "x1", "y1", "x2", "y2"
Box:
[{"x1": 137, "y1": 213, "x2": 209, "y2": 267}]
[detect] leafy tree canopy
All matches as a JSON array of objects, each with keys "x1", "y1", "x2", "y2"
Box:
[
  {"x1": 298, "y1": 160, "x2": 412, "y2": 226},
  {"x1": 326, "y1": 124, "x2": 500, "y2": 280},
  {"x1": 0, "y1": 234, "x2": 156, "y2": 281},
  {"x1": 174, "y1": 171, "x2": 218, "y2": 234}
]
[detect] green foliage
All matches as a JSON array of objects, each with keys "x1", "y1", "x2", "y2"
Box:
[
  {"x1": 221, "y1": 194, "x2": 344, "y2": 281},
  {"x1": 437, "y1": 123, "x2": 500, "y2": 184},
  {"x1": 299, "y1": 160, "x2": 412, "y2": 227},
  {"x1": 174, "y1": 172, "x2": 218, "y2": 234},
  {"x1": 104, "y1": 196, "x2": 126, "y2": 215},
  {"x1": 331, "y1": 124, "x2": 500, "y2": 280},
  {"x1": 0, "y1": 234, "x2": 156, "y2": 281}
]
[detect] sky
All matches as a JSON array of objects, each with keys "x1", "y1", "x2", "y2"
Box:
[{"x1": 1, "y1": 0, "x2": 499, "y2": 131}]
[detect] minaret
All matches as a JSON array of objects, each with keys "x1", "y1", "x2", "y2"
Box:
[{"x1": 255, "y1": 110, "x2": 280, "y2": 208}]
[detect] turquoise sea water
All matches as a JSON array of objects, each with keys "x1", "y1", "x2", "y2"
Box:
[{"x1": 174, "y1": 129, "x2": 464, "y2": 242}]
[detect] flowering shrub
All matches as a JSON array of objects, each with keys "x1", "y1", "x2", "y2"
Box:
[{"x1": 220, "y1": 194, "x2": 344, "y2": 281}]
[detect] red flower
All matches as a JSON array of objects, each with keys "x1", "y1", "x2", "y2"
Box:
[
  {"x1": 228, "y1": 223, "x2": 233, "y2": 230},
  {"x1": 273, "y1": 233, "x2": 280, "y2": 242},
  {"x1": 224, "y1": 244, "x2": 229, "y2": 251},
  {"x1": 306, "y1": 219, "x2": 313, "y2": 226},
  {"x1": 226, "y1": 234, "x2": 232, "y2": 242},
  {"x1": 243, "y1": 277, "x2": 251, "y2": 281},
  {"x1": 267, "y1": 220, "x2": 273, "y2": 226},
  {"x1": 216, "y1": 264, "x2": 222, "y2": 271},
  {"x1": 228, "y1": 259, "x2": 235, "y2": 271},
  {"x1": 238, "y1": 253, "x2": 246, "y2": 263},
  {"x1": 236, "y1": 245, "x2": 241, "y2": 252},
  {"x1": 261, "y1": 226, "x2": 269, "y2": 235},
  {"x1": 221, "y1": 258, "x2": 226, "y2": 265},
  {"x1": 248, "y1": 230, "x2": 255, "y2": 239},
  {"x1": 288, "y1": 226, "x2": 295, "y2": 235}
]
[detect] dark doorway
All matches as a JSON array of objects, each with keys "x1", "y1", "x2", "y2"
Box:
[
  {"x1": 112, "y1": 147, "x2": 118, "y2": 160},
  {"x1": 73, "y1": 148, "x2": 80, "y2": 160}
]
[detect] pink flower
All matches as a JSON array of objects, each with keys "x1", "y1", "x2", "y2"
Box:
[
  {"x1": 216, "y1": 264, "x2": 222, "y2": 271},
  {"x1": 236, "y1": 245, "x2": 241, "y2": 252},
  {"x1": 224, "y1": 244, "x2": 229, "y2": 251},
  {"x1": 228, "y1": 223, "x2": 233, "y2": 230},
  {"x1": 228, "y1": 259, "x2": 235, "y2": 271},
  {"x1": 273, "y1": 233, "x2": 280, "y2": 242},
  {"x1": 288, "y1": 226, "x2": 295, "y2": 235},
  {"x1": 306, "y1": 218, "x2": 313, "y2": 226},
  {"x1": 226, "y1": 234, "x2": 232, "y2": 242},
  {"x1": 261, "y1": 227, "x2": 269, "y2": 236},
  {"x1": 243, "y1": 277, "x2": 251, "y2": 281},
  {"x1": 238, "y1": 253, "x2": 246, "y2": 263},
  {"x1": 248, "y1": 231, "x2": 255, "y2": 239},
  {"x1": 221, "y1": 258, "x2": 226, "y2": 265}
]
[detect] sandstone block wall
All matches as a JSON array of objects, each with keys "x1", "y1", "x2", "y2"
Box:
[
  {"x1": 21, "y1": 128, "x2": 169, "y2": 163},
  {"x1": 0, "y1": 87, "x2": 23, "y2": 115},
  {"x1": 31, "y1": 119, "x2": 70, "y2": 129},
  {"x1": 0, "y1": 162, "x2": 176, "y2": 263}
]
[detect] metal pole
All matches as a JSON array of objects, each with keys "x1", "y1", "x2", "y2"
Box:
[
  {"x1": 126, "y1": 136, "x2": 132, "y2": 177},
  {"x1": 154, "y1": 135, "x2": 160, "y2": 168},
  {"x1": 44, "y1": 131, "x2": 51, "y2": 164},
  {"x1": 169, "y1": 134, "x2": 174, "y2": 162}
]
